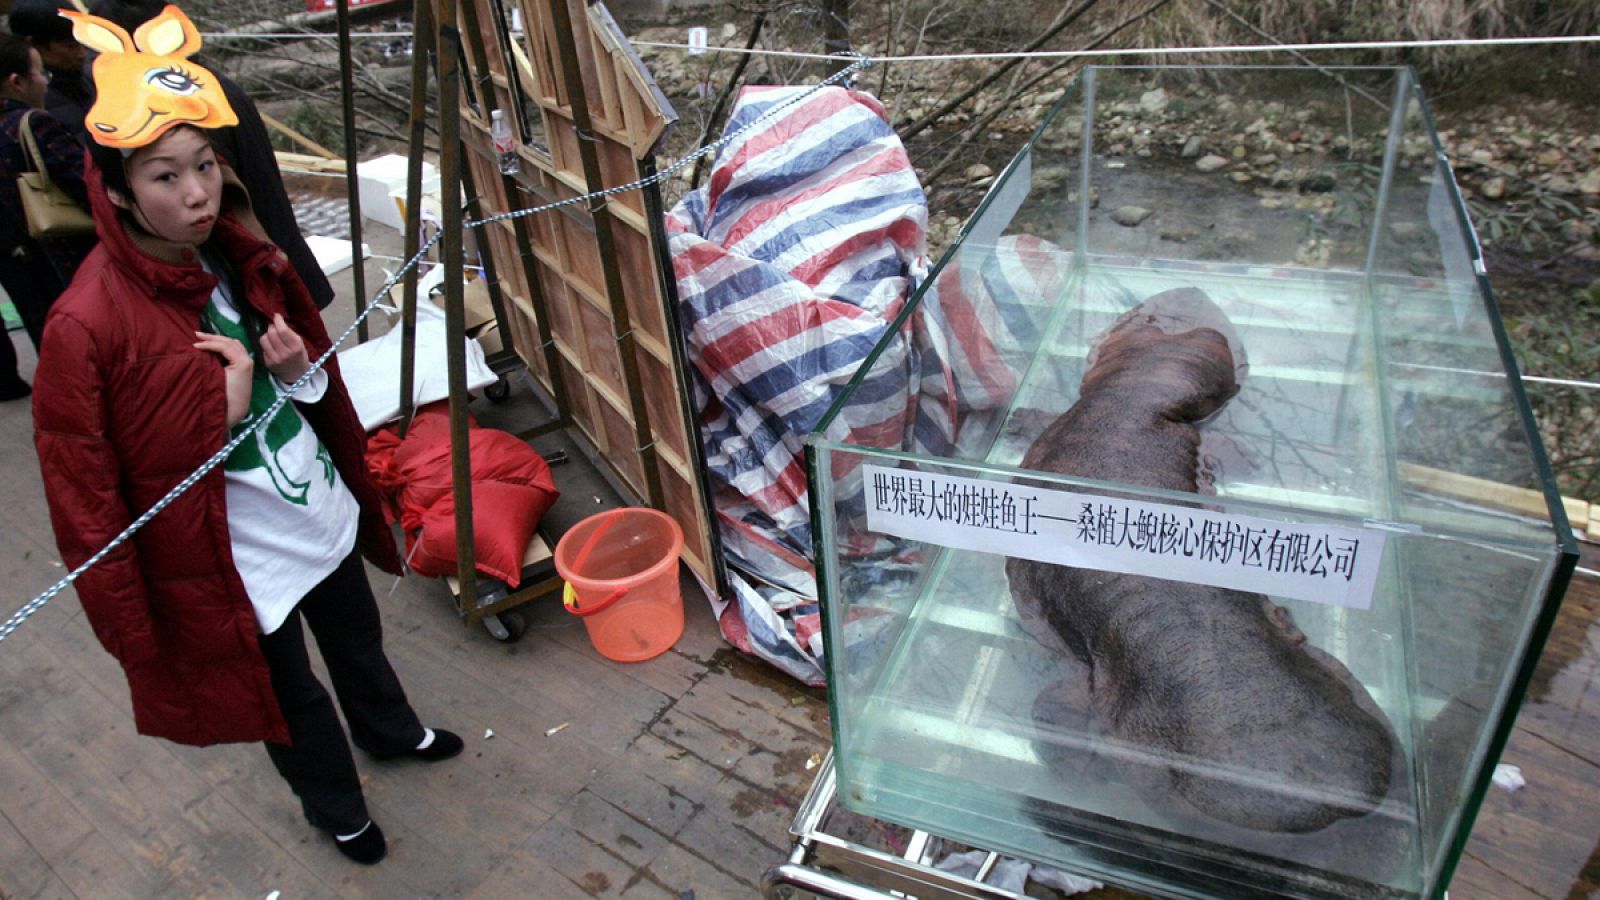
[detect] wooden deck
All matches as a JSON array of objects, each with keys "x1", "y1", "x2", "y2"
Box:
[{"x1": 1, "y1": 234, "x2": 1597, "y2": 898}]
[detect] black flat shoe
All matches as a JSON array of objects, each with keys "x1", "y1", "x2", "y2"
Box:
[
  {"x1": 371, "y1": 728, "x2": 464, "y2": 762},
  {"x1": 414, "y1": 728, "x2": 464, "y2": 762},
  {"x1": 334, "y1": 821, "x2": 386, "y2": 865}
]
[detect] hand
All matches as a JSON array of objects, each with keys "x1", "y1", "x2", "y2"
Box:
[
  {"x1": 259, "y1": 314, "x2": 311, "y2": 385},
  {"x1": 193, "y1": 332, "x2": 254, "y2": 428}
]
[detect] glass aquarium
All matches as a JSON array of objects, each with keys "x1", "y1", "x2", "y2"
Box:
[{"x1": 805, "y1": 67, "x2": 1578, "y2": 899}]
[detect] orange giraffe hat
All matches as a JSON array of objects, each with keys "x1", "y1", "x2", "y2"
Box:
[{"x1": 62, "y1": 4, "x2": 237, "y2": 149}]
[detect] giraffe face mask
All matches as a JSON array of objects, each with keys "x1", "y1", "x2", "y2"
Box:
[{"x1": 63, "y1": 4, "x2": 237, "y2": 150}]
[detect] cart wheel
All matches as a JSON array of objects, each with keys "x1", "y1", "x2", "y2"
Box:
[
  {"x1": 485, "y1": 377, "x2": 511, "y2": 403},
  {"x1": 483, "y1": 610, "x2": 526, "y2": 643}
]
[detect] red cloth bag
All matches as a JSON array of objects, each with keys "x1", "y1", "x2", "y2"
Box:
[{"x1": 366, "y1": 402, "x2": 559, "y2": 587}]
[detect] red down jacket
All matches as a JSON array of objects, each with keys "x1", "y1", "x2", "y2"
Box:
[
  {"x1": 32, "y1": 160, "x2": 402, "y2": 747},
  {"x1": 366, "y1": 402, "x2": 558, "y2": 588}
]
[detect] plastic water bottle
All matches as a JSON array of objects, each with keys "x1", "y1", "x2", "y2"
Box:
[{"x1": 491, "y1": 109, "x2": 519, "y2": 175}]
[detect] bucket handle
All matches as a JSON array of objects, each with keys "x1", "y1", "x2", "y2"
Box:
[
  {"x1": 563, "y1": 582, "x2": 627, "y2": 617},
  {"x1": 572, "y1": 510, "x2": 621, "y2": 569}
]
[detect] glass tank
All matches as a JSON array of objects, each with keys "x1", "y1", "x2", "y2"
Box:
[{"x1": 805, "y1": 67, "x2": 1578, "y2": 899}]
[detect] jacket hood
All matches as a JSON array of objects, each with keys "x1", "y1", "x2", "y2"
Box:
[{"x1": 85, "y1": 151, "x2": 274, "y2": 312}]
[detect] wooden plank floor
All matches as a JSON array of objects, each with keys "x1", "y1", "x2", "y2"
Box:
[{"x1": 1, "y1": 227, "x2": 1597, "y2": 898}]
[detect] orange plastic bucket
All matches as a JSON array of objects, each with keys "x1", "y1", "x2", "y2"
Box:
[{"x1": 554, "y1": 507, "x2": 685, "y2": 662}]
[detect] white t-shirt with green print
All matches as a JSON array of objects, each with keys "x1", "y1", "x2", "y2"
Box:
[{"x1": 200, "y1": 256, "x2": 359, "y2": 635}]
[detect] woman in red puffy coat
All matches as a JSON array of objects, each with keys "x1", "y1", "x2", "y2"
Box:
[{"x1": 32, "y1": 120, "x2": 460, "y2": 866}]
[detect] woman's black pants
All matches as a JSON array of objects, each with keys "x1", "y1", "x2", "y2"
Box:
[{"x1": 255, "y1": 550, "x2": 425, "y2": 835}]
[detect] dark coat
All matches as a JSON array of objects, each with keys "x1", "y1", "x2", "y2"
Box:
[
  {"x1": 0, "y1": 98, "x2": 95, "y2": 307},
  {"x1": 210, "y1": 72, "x2": 336, "y2": 311},
  {"x1": 32, "y1": 158, "x2": 401, "y2": 747},
  {"x1": 42, "y1": 63, "x2": 93, "y2": 146}
]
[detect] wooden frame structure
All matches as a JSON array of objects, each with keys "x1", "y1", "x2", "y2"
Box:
[{"x1": 354, "y1": 0, "x2": 726, "y2": 622}]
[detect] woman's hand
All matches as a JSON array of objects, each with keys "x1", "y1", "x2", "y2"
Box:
[
  {"x1": 260, "y1": 314, "x2": 311, "y2": 385},
  {"x1": 192, "y1": 333, "x2": 254, "y2": 428}
]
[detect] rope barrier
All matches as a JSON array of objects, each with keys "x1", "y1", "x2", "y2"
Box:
[
  {"x1": 6, "y1": 31, "x2": 1595, "y2": 638},
  {"x1": 199, "y1": 31, "x2": 417, "y2": 40},
  {"x1": 631, "y1": 33, "x2": 1600, "y2": 63},
  {"x1": 0, "y1": 53, "x2": 872, "y2": 643}
]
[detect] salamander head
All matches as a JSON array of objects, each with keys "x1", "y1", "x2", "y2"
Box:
[{"x1": 1088, "y1": 287, "x2": 1249, "y2": 386}]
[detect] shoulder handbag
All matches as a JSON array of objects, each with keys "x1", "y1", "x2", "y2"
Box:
[{"x1": 16, "y1": 111, "x2": 95, "y2": 240}]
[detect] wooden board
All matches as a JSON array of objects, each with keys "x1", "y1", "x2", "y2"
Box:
[{"x1": 445, "y1": 0, "x2": 721, "y2": 592}]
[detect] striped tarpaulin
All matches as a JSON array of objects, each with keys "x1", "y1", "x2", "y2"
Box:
[{"x1": 668, "y1": 85, "x2": 1064, "y2": 683}]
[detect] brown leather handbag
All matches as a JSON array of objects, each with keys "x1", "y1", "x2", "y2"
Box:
[{"x1": 16, "y1": 111, "x2": 94, "y2": 240}]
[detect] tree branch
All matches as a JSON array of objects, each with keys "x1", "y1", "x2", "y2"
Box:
[{"x1": 901, "y1": 0, "x2": 1103, "y2": 141}]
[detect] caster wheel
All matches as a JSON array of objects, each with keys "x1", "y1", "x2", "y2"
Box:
[
  {"x1": 483, "y1": 610, "x2": 526, "y2": 643},
  {"x1": 485, "y1": 377, "x2": 511, "y2": 403}
]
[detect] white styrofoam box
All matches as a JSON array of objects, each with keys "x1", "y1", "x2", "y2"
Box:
[
  {"x1": 355, "y1": 153, "x2": 439, "y2": 231},
  {"x1": 304, "y1": 235, "x2": 371, "y2": 276}
]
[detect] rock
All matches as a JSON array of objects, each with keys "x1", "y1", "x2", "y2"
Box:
[
  {"x1": 1579, "y1": 170, "x2": 1600, "y2": 195},
  {"x1": 1299, "y1": 171, "x2": 1336, "y2": 192},
  {"x1": 1295, "y1": 238, "x2": 1332, "y2": 267},
  {"x1": 1181, "y1": 136, "x2": 1203, "y2": 158},
  {"x1": 1229, "y1": 172, "x2": 1254, "y2": 183},
  {"x1": 1481, "y1": 176, "x2": 1507, "y2": 199},
  {"x1": 1232, "y1": 145, "x2": 1248, "y2": 159},
  {"x1": 964, "y1": 163, "x2": 994, "y2": 181},
  {"x1": 1245, "y1": 117, "x2": 1269, "y2": 135},
  {"x1": 1561, "y1": 218, "x2": 1595, "y2": 242},
  {"x1": 1196, "y1": 154, "x2": 1228, "y2": 172},
  {"x1": 1140, "y1": 89, "x2": 1168, "y2": 114},
  {"x1": 1252, "y1": 153, "x2": 1279, "y2": 167},
  {"x1": 1111, "y1": 206, "x2": 1152, "y2": 227},
  {"x1": 1135, "y1": 147, "x2": 1153, "y2": 158},
  {"x1": 1033, "y1": 166, "x2": 1071, "y2": 191},
  {"x1": 1536, "y1": 148, "x2": 1564, "y2": 167}
]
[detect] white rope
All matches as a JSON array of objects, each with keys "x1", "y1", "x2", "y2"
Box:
[
  {"x1": 199, "y1": 30, "x2": 416, "y2": 40},
  {"x1": 0, "y1": 53, "x2": 872, "y2": 644},
  {"x1": 632, "y1": 33, "x2": 1600, "y2": 63},
  {"x1": 1393, "y1": 362, "x2": 1600, "y2": 393}
]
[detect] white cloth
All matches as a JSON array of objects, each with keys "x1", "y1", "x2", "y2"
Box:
[
  {"x1": 201, "y1": 257, "x2": 359, "y2": 634},
  {"x1": 334, "y1": 276, "x2": 498, "y2": 431}
]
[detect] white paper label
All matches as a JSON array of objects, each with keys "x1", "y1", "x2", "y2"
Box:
[
  {"x1": 861, "y1": 465, "x2": 1387, "y2": 610},
  {"x1": 687, "y1": 26, "x2": 709, "y2": 55}
]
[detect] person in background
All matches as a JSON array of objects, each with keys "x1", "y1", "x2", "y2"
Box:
[
  {"x1": 91, "y1": 0, "x2": 338, "y2": 311},
  {"x1": 7, "y1": 0, "x2": 91, "y2": 143},
  {"x1": 33, "y1": 6, "x2": 457, "y2": 864},
  {"x1": 0, "y1": 31, "x2": 88, "y2": 399}
]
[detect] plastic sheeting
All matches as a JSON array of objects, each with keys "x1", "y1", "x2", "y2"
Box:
[{"x1": 668, "y1": 85, "x2": 1062, "y2": 683}]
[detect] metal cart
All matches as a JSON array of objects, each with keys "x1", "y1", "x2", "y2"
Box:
[{"x1": 764, "y1": 752, "x2": 1062, "y2": 900}]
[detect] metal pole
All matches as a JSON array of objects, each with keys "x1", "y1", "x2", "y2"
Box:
[
  {"x1": 396, "y1": 0, "x2": 435, "y2": 438},
  {"x1": 436, "y1": 0, "x2": 479, "y2": 615},
  {"x1": 335, "y1": 0, "x2": 368, "y2": 342}
]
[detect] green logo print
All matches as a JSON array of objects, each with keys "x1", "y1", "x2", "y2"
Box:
[{"x1": 204, "y1": 304, "x2": 335, "y2": 505}]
